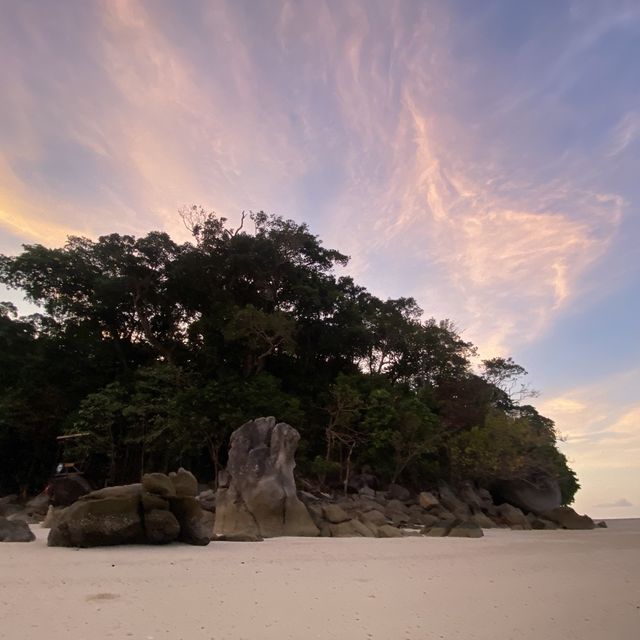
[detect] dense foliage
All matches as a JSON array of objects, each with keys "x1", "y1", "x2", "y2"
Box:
[{"x1": 0, "y1": 209, "x2": 579, "y2": 502}]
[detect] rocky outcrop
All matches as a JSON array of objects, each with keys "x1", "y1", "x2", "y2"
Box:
[
  {"x1": 213, "y1": 417, "x2": 319, "y2": 539},
  {"x1": 48, "y1": 470, "x2": 211, "y2": 547},
  {"x1": 48, "y1": 475, "x2": 92, "y2": 507},
  {"x1": 492, "y1": 478, "x2": 562, "y2": 514},
  {"x1": 541, "y1": 506, "x2": 595, "y2": 530},
  {"x1": 0, "y1": 516, "x2": 35, "y2": 542}
]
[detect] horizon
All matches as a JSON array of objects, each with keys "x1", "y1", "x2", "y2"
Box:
[{"x1": 1, "y1": 0, "x2": 638, "y2": 518}]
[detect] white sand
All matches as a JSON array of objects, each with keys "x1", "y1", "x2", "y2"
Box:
[{"x1": 1, "y1": 519, "x2": 639, "y2": 640}]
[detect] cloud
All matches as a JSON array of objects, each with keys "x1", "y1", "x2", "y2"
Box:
[{"x1": 594, "y1": 498, "x2": 634, "y2": 508}]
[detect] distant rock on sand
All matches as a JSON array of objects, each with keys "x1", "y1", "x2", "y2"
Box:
[
  {"x1": 0, "y1": 516, "x2": 36, "y2": 542},
  {"x1": 214, "y1": 417, "x2": 320, "y2": 539},
  {"x1": 48, "y1": 468, "x2": 211, "y2": 547}
]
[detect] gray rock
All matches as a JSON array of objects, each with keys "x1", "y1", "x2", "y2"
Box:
[
  {"x1": 81, "y1": 484, "x2": 142, "y2": 501},
  {"x1": 449, "y1": 521, "x2": 484, "y2": 538},
  {"x1": 322, "y1": 504, "x2": 351, "y2": 524},
  {"x1": 358, "y1": 486, "x2": 376, "y2": 499},
  {"x1": 418, "y1": 491, "x2": 440, "y2": 510},
  {"x1": 497, "y1": 503, "x2": 531, "y2": 529},
  {"x1": 386, "y1": 483, "x2": 411, "y2": 501},
  {"x1": 359, "y1": 509, "x2": 387, "y2": 527},
  {"x1": 197, "y1": 489, "x2": 217, "y2": 512},
  {"x1": 42, "y1": 505, "x2": 63, "y2": 529},
  {"x1": 596, "y1": 520, "x2": 608, "y2": 528},
  {"x1": 142, "y1": 473, "x2": 176, "y2": 498},
  {"x1": 541, "y1": 506, "x2": 595, "y2": 530},
  {"x1": 144, "y1": 509, "x2": 181, "y2": 544},
  {"x1": 25, "y1": 492, "x2": 50, "y2": 515},
  {"x1": 493, "y1": 477, "x2": 561, "y2": 514},
  {"x1": 168, "y1": 496, "x2": 211, "y2": 545},
  {"x1": 469, "y1": 511, "x2": 497, "y2": 529},
  {"x1": 376, "y1": 524, "x2": 403, "y2": 538},
  {"x1": 169, "y1": 468, "x2": 198, "y2": 497},
  {"x1": 423, "y1": 524, "x2": 453, "y2": 537},
  {"x1": 0, "y1": 516, "x2": 35, "y2": 542},
  {"x1": 437, "y1": 482, "x2": 470, "y2": 519},
  {"x1": 48, "y1": 495, "x2": 144, "y2": 547},
  {"x1": 329, "y1": 519, "x2": 374, "y2": 538},
  {"x1": 214, "y1": 417, "x2": 319, "y2": 538}
]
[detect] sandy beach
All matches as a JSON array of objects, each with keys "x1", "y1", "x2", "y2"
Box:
[{"x1": 1, "y1": 519, "x2": 638, "y2": 640}]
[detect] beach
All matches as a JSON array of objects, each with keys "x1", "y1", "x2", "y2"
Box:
[{"x1": 1, "y1": 519, "x2": 638, "y2": 640}]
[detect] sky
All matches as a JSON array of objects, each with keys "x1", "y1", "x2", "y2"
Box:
[{"x1": 1, "y1": 0, "x2": 638, "y2": 518}]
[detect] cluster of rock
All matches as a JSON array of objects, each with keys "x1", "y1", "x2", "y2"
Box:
[
  {"x1": 0, "y1": 417, "x2": 603, "y2": 546},
  {"x1": 207, "y1": 417, "x2": 599, "y2": 541},
  {"x1": 47, "y1": 468, "x2": 211, "y2": 547},
  {"x1": 295, "y1": 480, "x2": 599, "y2": 539}
]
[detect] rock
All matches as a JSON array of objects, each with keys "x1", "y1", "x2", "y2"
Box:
[
  {"x1": 469, "y1": 511, "x2": 497, "y2": 529},
  {"x1": 417, "y1": 513, "x2": 440, "y2": 528},
  {"x1": 141, "y1": 490, "x2": 169, "y2": 512},
  {"x1": 82, "y1": 484, "x2": 142, "y2": 501},
  {"x1": 458, "y1": 482, "x2": 485, "y2": 510},
  {"x1": 423, "y1": 523, "x2": 453, "y2": 537},
  {"x1": 596, "y1": 520, "x2": 608, "y2": 528},
  {"x1": 169, "y1": 496, "x2": 211, "y2": 545},
  {"x1": 376, "y1": 524, "x2": 404, "y2": 538},
  {"x1": 144, "y1": 509, "x2": 181, "y2": 544},
  {"x1": 0, "y1": 516, "x2": 35, "y2": 542},
  {"x1": 7, "y1": 511, "x2": 41, "y2": 524},
  {"x1": 529, "y1": 516, "x2": 558, "y2": 530},
  {"x1": 48, "y1": 475, "x2": 92, "y2": 507},
  {"x1": 497, "y1": 503, "x2": 530, "y2": 529},
  {"x1": 329, "y1": 519, "x2": 374, "y2": 538},
  {"x1": 214, "y1": 417, "x2": 319, "y2": 538},
  {"x1": 25, "y1": 492, "x2": 50, "y2": 516},
  {"x1": 449, "y1": 521, "x2": 484, "y2": 538},
  {"x1": 437, "y1": 482, "x2": 470, "y2": 518},
  {"x1": 42, "y1": 505, "x2": 63, "y2": 529},
  {"x1": 48, "y1": 495, "x2": 144, "y2": 547},
  {"x1": 492, "y1": 477, "x2": 562, "y2": 515},
  {"x1": 0, "y1": 502, "x2": 22, "y2": 518},
  {"x1": 197, "y1": 489, "x2": 217, "y2": 512},
  {"x1": 142, "y1": 473, "x2": 176, "y2": 498},
  {"x1": 418, "y1": 491, "x2": 440, "y2": 510},
  {"x1": 386, "y1": 499, "x2": 409, "y2": 514},
  {"x1": 358, "y1": 486, "x2": 376, "y2": 499},
  {"x1": 542, "y1": 506, "x2": 595, "y2": 530},
  {"x1": 169, "y1": 468, "x2": 198, "y2": 497},
  {"x1": 477, "y1": 488, "x2": 494, "y2": 509},
  {"x1": 386, "y1": 483, "x2": 411, "y2": 501},
  {"x1": 386, "y1": 510, "x2": 411, "y2": 525},
  {"x1": 359, "y1": 509, "x2": 387, "y2": 527},
  {"x1": 322, "y1": 504, "x2": 351, "y2": 524}
]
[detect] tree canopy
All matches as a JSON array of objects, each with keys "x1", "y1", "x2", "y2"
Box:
[{"x1": 0, "y1": 209, "x2": 579, "y2": 503}]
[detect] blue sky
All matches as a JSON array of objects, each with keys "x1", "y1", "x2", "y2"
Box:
[{"x1": 1, "y1": 0, "x2": 638, "y2": 517}]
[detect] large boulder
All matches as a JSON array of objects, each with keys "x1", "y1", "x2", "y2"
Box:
[
  {"x1": 25, "y1": 492, "x2": 50, "y2": 516},
  {"x1": 169, "y1": 468, "x2": 198, "y2": 497},
  {"x1": 492, "y1": 478, "x2": 561, "y2": 515},
  {"x1": 437, "y1": 482, "x2": 470, "y2": 519},
  {"x1": 386, "y1": 483, "x2": 411, "y2": 501},
  {"x1": 48, "y1": 471, "x2": 210, "y2": 546},
  {"x1": 496, "y1": 503, "x2": 530, "y2": 529},
  {"x1": 214, "y1": 417, "x2": 319, "y2": 538},
  {"x1": 168, "y1": 496, "x2": 211, "y2": 545},
  {"x1": 322, "y1": 504, "x2": 350, "y2": 524},
  {"x1": 542, "y1": 506, "x2": 595, "y2": 530},
  {"x1": 48, "y1": 495, "x2": 144, "y2": 547},
  {"x1": 0, "y1": 516, "x2": 35, "y2": 542}
]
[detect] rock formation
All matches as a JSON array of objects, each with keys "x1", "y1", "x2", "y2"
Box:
[
  {"x1": 214, "y1": 417, "x2": 319, "y2": 538},
  {"x1": 48, "y1": 468, "x2": 211, "y2": 547},
  {"x1": 0, "y1": 516, "x2": 35, "y2": 542},
  {"x1": 492, "y1": 477, "x2": 562, "y2": 514}
]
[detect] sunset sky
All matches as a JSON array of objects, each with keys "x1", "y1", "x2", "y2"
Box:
[{"x1": 1, "y1": 0, "x2": 638, "y2": 517}]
